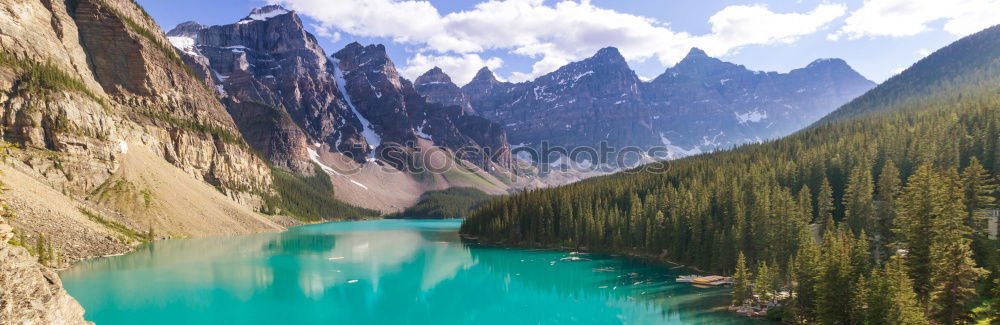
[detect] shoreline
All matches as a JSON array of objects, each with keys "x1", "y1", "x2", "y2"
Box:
[
  {"x1": 56, "y1": 215, "x2": 382, "y2": 271},
  {"x1": 458, "y1": 233, "x2": 710, "y2": 274}
]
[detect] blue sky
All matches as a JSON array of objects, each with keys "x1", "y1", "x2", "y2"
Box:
[{"x1": 140, "y1": 0, "x2": 998, "y2": 85}]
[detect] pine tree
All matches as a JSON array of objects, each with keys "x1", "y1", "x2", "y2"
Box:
[
  {"x1": 894, "y1": 164, "x2": 939, "y2": 300},
  {"x1": 797, "y1": 185, "x2": 814, "y2": 226},
  {"x1": 35, "y1": 233, "x2": 46, "y2": 265},
  {"x1": 928, "y1": 235, "x2": 988, "y2": 324},
  {"x1": 870, "y1": 256, "x2": 928, "y2": 325},
  {"x1": 818, "y1": 177, "x2": 836, "y2": 237},
  {"x1": 851, "y1": 274, "x2": 870, "y2": 324},
  {"x1": 927, "y1": 169, "x2": 988, "y2": 324},
  {"x1": 732, "y1": 251, "x2": 752, "y2": 306},
  {"x1": 755, "y1": 261, "x2": 778, "y2": 303},
  {"x1": 962, "y1": 157, "x2": 997, "y2": 232},
  {"x1": 816, "y1": 230, "x2": 855, "y2": 324},
  {"x1": 875, "y1": 160, "x2": 901, "y2": 261},
  {"x1": 791, "y1": 228, "x2": 821, "y2": 321},
  {"x1": 845, "y1": 164, "x2": 875, "y2": 236}
]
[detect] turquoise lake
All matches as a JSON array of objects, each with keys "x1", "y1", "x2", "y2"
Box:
[{"x1": 60, "y1": 219, "x2": 757, "y2": 324}]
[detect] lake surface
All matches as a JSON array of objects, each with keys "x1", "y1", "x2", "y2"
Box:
[{"x1": 61, "y1": 219, "x2": 756, "y2": 324}]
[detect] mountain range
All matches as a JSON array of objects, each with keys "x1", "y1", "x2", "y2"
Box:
[
  {"x1": 169, "y1": 5, "x2": 873, "y2": 177},
  {"x1": 166, "y1": 5, "x2": 517, "y2": 211},
  {"x1": 426, "y1": 47, "x2": 875, "y2": 160}
]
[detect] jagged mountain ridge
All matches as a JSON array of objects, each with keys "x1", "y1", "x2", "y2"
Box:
[
  {"x1": 167, "y1": 6, "x2": 510, "y2": 172},
  {"x1": 426, "y1": 47, "x2": 876, "y2": 159},
  {"x1": 166, "y1": 6, "x2": 515, "y2": 212},
  {"x1": 463, "y1": 47, "x2": 660, "y2": 155}
]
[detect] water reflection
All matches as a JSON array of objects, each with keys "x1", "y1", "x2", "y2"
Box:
[{"x1": 61, "y1": 220, "x2": 755, "y2": 324}]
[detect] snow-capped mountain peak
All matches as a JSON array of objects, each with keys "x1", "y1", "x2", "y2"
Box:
[{"x1": 241, "y1": 5, "x2": 291, "y2": 23}]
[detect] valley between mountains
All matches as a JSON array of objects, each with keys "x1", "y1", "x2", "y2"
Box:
[{"x1": 4, "y1": 1, "x2": 990, "y2": 324}]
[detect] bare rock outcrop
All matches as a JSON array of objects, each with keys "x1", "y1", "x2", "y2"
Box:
[{"x1": 0, "y1": 216, "x2": 88, "y2": 324}]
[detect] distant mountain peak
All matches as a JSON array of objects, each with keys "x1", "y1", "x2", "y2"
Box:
[
  {"x1": 684, "y1": 47, "x2": 709, "y2": 59},
  {"x1": 805, "y1": 58, "x2": 849, "y2": 69},
  {"x1": 333, "y1": 43, "x2": 392, "y2": 70},
  {"x1": 166, "y1": 21, "x2": 205, "y2": 37},
  {"x1": 471, "y1": 67, "x2": 499, "y2": 83},
  {"x1": 588, "y1": 47, "x2": 628, "y2": 66},
  {"x1": 416, "y1": 67, "x2": 454, "y2": 86},
  {"x1": 594, "y1": 46, "x2": 623, "y2": 58},
  {"x1": 677, "y1": 47, "x2": 718, "y2": 66},
  {"x1": 241, "y1": 5, "x2": 292, "y2": 22}
]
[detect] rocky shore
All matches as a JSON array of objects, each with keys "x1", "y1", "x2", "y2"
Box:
[{"x1": 0, "y1": 216, "x2": 89, "y2": 324}]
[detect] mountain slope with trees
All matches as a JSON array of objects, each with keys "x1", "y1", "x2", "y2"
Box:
[
  {"x1": 462, "y1": 24, "x2": 1000, "y2": 323},
  {"x1": 385, "y1": 187, "x2": 494, "y2": 219}
]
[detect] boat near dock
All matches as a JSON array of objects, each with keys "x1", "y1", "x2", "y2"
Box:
[{"x1": 675, "y1": 275, "x2": 733, "y2": 286}]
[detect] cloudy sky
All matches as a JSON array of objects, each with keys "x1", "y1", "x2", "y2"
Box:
[{"x1": 139, "y1": 0, "x2": 1000, "y2": 85}]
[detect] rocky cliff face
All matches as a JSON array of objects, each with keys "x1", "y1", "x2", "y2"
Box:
[
  {"x1": 167, "y1": 5, "x2": 355, "y2": 171},
  {"x1": 0, "y1": 0, "x2": 272, "y2": 206},
  {"x1": 0, "y1": 216, "x2": 88, "y2": 324},
  {"x1": 415, "y1": 67, "x2": 473, "y2": 115},
  {"x1": 332, "y1": 43, "x2": 511, "y2": 170},
  {"x1": 0, "y1": 0, "x2": 301, "y2": 320},
  {"x1": 445, "y1": 47, "x2": 875, "y2": 160},
  {"x1": 168, "y1": 7, "x2": 510, "y2": 172}
]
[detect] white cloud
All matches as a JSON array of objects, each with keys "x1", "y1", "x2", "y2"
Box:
[
  {"x1": 273, "y1": 0, "x2": 847, "y2": 82},
  {"x1": 698, "y1": 4, "x2": 847, "y2": 55},
  {"x1": 399, "y1": 53, "x2": 504, "y2": 85},
  {"x1": 830, "y1": 0, "x2": 1000, "y2": 40},
  {"x1": 310, "y1": 24, "x2": 341, "y2": 42}
]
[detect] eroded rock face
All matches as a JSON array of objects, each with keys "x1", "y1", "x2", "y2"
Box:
[
  {"x1": 167, "y1": 5, "x2": 359, "y2": 170},
  {"x1": 0, "y1": 0, "x2": 273, "y2": 206},
  {"x1": 333, "y1": 43, "x2": 511, "y2": 170},
  {"x1": 415, "y1": 67, "x2": 473, "y2": 115},
  {"x1": 0, "y1": 217, "x2": 88, "y2": 324},
  {"x1": 167, "y1": 7, "x2": 510, "y2": 171}
]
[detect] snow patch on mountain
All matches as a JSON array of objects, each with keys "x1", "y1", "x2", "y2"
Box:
[
  {"x1": 332, "y1": 59, "x2": 382, "y2": 158},
  {"x1": 167, "y1": 36, "x2": 198, "y2": 56},
  {"x1": 415, "y1": 120, "x2": 433, "y2": 141},
  {"x1": 241, "y1": 6, "x2": 290, "y2": 24},
  {"x1": 660, "y1": 133, "x2": 702, "y2": 159},
  {"x1": 308, "y1": 148, "x2": 369, "y2": 190},
  {"x1": 735, "y1": 109, "x2": 768, "y2": 124}
]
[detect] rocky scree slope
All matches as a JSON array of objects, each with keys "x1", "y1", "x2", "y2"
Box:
[{"x1": 0, "y1": 216, "x2": 88, "y2": 324}]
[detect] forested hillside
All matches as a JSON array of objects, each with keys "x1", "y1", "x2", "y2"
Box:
[
  {"x1": 462, "y1": 25, "x2": 1000, "y2": 323},
  {"x1": 816, "y1": 25, "x2": 1000, "y2": 124},
  {"x1": 386, "y1": 188, "x2": 493, "y2": 219}
]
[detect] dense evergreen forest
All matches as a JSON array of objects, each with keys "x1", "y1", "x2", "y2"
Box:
[
  {"x1": 263, "y1": 164, "x2": 378, "y2": 221},
  {"x1": 386, "y1": 187, "x2": 494, "y2": 219},
  {"x1": 462, "y1": 25, "x2": 1000, "y2": 323}
]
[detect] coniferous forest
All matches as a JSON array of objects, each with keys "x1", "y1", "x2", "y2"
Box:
[{"x1": 462, "y1": 25, "x2": 1000, "y2": 323}]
